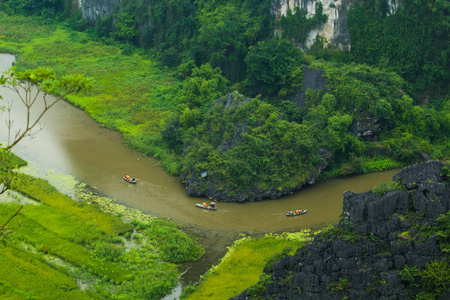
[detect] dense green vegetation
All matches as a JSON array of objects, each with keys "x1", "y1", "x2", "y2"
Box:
[
  {"x1": 0, "y1": 0, "x2": 447, "y2": 95},
  {"x1": 0, "y1": 154, "x2": 203, "y2": 299},
  {"x1": 347, "y1": 0, "x2": 449, "y2": 99},
  {"x1": 1, "y1": 2, "x2": 448, "y2": 198},
  {"x1": 180, "y1": 94, "x2": 323, "y2": 194}
]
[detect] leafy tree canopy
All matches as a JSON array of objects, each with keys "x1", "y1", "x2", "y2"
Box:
[{"x1": 245, "y1": 39, "x2": 305, "y2": 96}]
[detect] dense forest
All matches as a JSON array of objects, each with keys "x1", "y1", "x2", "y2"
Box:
[{"x1": 0, "y1": 0, "x2": 448, "y2": 201}]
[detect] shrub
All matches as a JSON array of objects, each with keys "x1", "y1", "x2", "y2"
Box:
[
  {"x1": 93, "y1": 242, "x2": 125, "y2": 262},
  {"x1": 436, "y1": 211, "x2": 450, "y2": 252},
  {"x1": 145, "y1": 219, "x2": 204, "y2": 263},
  {"x1": 392, "y1": 136, "x2": 421, "y2": 164},
  {"x1": 372, "y1": 180, "x2": 404, "y2": 196},
  {"x1": 246, "y1": 273, "x2": 273, "y2": 298},
  {"x1": 398, "y1": 265, "x2": 420, "y2": 286},
  {"x1": 245, "y1": 39, "x2": 304, "y2": 96},
  {"x1": 263, "y1": 247, "x2": 293, "y2": 272},
  {"x1": 421, "y1": 259, "x2": 450, "y2": 297}
]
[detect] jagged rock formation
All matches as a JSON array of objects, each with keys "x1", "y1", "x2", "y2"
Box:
[
  {"x1": 271, "y1": 0, "x2": 402, "y2": 50},
  {"x1": 232, "y1": 161, "x2": 450, "y2": 299}
]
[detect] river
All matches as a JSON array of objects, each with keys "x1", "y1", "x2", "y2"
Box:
[{"x1": 0, "y1": 53, "x2": 400, "y2": 285}]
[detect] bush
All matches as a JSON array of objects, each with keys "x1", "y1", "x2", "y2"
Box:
[
  {"x1": 93, "y1": 242, "x2": 125, "y2": 262},
  {"x1": 392, "y1": 136, "x2": 421, "y2": 164},
  {"x1": 246, "y1": 273, "x2": 273, "y2": 298},
  {"x1": 145, "y1": 219, "x2": 204, "y2": 263},
  {"x1": 372, "y1": 180, "x2": 404, "y2": 196},
  {"x1": 436, "y1": 211, "x2": 450, "y2": 253},
  {"x1": 398, "y1": 265, "x2": 420, "y2": 286},
  {"x1": 421, "y1": 259, "x2": 450, "y2": 297},
  {"x1": 263, "y1": 247, "x2": 293, "y2": 272},
  {"x1": 245, "y1": 39, "x2": 304, "y2": 96}
]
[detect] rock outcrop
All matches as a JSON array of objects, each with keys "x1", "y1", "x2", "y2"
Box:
[
  {"x1": 288, "y1": 66, "x2": 327, "y2": 107},
  {"x1": 180, "y1": 93, "x2": 332, "y2": 202},
  {"x1": 182, "y1": 148, "x2": 331, "y2": 203},
  {"x1": 74, "y1": 0, "x2": 120, "y2": 22},
  {"x1": 232, "y1": 161, "x2": 450, "y2": 299},
  {"x1": 74, "y1": 0, "x2": 403, "y2": 51},
  {"x1": 271, "y1": 0, "x2": 402, "y2": 50}
]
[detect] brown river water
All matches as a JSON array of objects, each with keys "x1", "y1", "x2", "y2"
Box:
[{"x1": 0, "y1": 53, "x2": 400, "y2": 287}]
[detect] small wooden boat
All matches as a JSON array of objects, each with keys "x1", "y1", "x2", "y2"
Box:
[
  {"x1": 123, "y1": 176, "x2": 137, "y2": 184},
  {"x1": 286, "y1": 209, "x2": 307, "y2": 216},
  {"x1": 196, "y1": 203, "x2": 217, "y2": 210}
]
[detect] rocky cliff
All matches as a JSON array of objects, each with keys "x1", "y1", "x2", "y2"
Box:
[
  {"x1": 272, "y1": 0, "x2": 401, "y2": 50},
  {"x1": 73, "y1": 0, "x2": 120, "y2": 21},
  {"x1": 73, "y1": 0, "x2": 402, "y2": 50},
  {"x1": 232, "y1": 161, "x2": 450, "y2": 299}
]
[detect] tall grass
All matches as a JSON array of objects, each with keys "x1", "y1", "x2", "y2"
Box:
[
  {"x1": 0, "y1": 243, "x2": 97, "y2": 300},
  {"x1": 183, "y1": 232, "x2": 312, "y2": 300},
  {"x1": 12, "y1": 173, "x2": 132, "y2": 235},
  {"x1": 0, "y1": 154, "x2": 203, "y2": 299},
  {"x1": 0, "y1": 13, "x2": 184, "y2": 174}
]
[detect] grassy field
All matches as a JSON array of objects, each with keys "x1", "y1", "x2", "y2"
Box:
[
  {"x1": 0, "y1": 13, "x2": 185, "y2": 174},
  {"x1": 183, "y1": 231, "x2": 314, "y2": 299},
  {"x1": 0, "y1": 154, "x2": 204, "y2": 299}
]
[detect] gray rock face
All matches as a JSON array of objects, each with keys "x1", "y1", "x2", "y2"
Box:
[
  {"x1": 352, "y1": 114, "x2": 381, "y2": 140},
  {"x1": 73, "y1": 0, "x2": 402, "y2": 51},
  {"x1": 393, "y1": 160, "x2": 442, "y2": 189},
  {"x1": 74, "y1": 0, "x2": 120, "y2": 22},
  {"x1": 232, "y1": 161, "x2": 450, "y2": 299},
  {"x1": 288, "y1": 67, "x2": 327, "y2": 107}
]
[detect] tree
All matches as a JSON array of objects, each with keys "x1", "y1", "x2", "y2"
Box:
[
  {"x1": 0, "y1": 67, "x2": 92, "y2": 238},
  {"x1": 245, "y1": 39, "x2": 304, "y2": 96},
  {"x1": 179, "y1": 63, "x2": 228, "y2": 108},
  {"x1": 278, "y1": 3, "x2": 328, "y2": 46},
  {"x1": 112, "y1": 12, "x2": 138, "y2": 44},
  {"x1": 0, "y1": 205, "x2": 23, "y2": 243}
]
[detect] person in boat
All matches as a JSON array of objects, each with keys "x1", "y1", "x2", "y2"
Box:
[
  {"x1": 125, "y1": 175, "x2": 131, "y2": 181},
  {"x1": 298, "y1": 209, "x2": 302, "y2": 213},
  {"x1": 210, "y1": 202, "x2": 215, "y2": 208},
  {"x1": 289, "y1": 210, "x2": 293, "y2": 214},
  {"x1": 203, "y1": 202, "x2": 207, "y2": 208}
]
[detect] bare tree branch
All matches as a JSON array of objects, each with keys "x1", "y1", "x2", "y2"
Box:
[
  {"x1": 0, "y1": 67, "x2": 92, "y2": 241},
  {"x1": 0, "y1": 205, "x2": 23, "y2": 238}
]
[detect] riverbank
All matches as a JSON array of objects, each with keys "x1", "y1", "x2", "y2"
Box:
[
  {"x1": 0, "y1": 13, "x2": 184, "y2": 175},
  {"x1": 1, "y1": 13, "x2": 431, "y2": 192},
  {"x1": 182, "y1": 230, "x2": 315, "y2": 299},
  {"x1": 0, "y1": 153, "x2": 204, "y2": 299}
]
